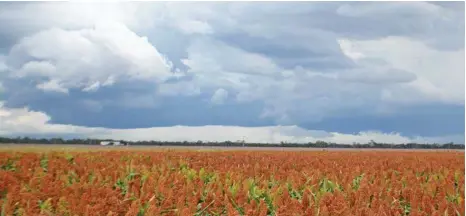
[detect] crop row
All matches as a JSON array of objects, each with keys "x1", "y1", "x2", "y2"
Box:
[{"x1": 0, "y1": 150, "x2": 464, "y2": 216}]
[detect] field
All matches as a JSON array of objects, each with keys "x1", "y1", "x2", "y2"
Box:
[{"x1": 0, "y1": 146, "x2": 464, "y2": 216}]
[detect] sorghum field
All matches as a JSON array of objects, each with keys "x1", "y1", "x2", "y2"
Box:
[{"x1": 0, "y1": 147, "x2": 464, "y2": 216}]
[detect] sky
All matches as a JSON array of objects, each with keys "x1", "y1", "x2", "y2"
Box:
[{"x1": 0, "y1": 2, "x2": 464, "y2": 144}]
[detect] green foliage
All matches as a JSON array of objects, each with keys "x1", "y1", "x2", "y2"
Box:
[
  {"x1": 112, "y1": 160, "x2": 141, "y2": 196},
  {"x1": 183, "y1": 168, "x2": 197, "y2": 181},
  {"x1": 125, "y1": 160, "x2": 140, "y2": 181},
  {"x1": 38, "y1": 198, "x2": 53, "y2": 215},
  {"x1": 114, "y1": 178, "x2": 128, "y2": 195},
  {"x1": 88, "y1": 171, "x2": 95, "y2": 184},
  {"x1": 241, "y1": 178, "x2": 277, "y2": 215},
  {"x1": 57, "y1": 198, "x2": 70, "y2": 216},
  {"x1": 120, "y1": 155, "x2": 131, "y2": 162},
  {"x1": 267, "y1": 176, "x2": 280, "y2": 189},
  {"x1": 286, "y1": 183, "x2": 302, "y2": 200},
  {"x1": 352, "y1": 173, "x2": 365, "y2": 191},
  {"x1": 1, "y1": 159, "x2": 16, "y2": 171},
  {"x1": 40, "y1": 155, "x2": 48, "y2": 172},
  {"x1": 399, "y1": 197, "x2": 411, "y2": 216},
  {"x1": 401, "y1": 176, "x2": 408, "y2": 188},
  {"x1": 12, "y1": 204, "x2": 25, "y2": 216},
  {"x1": 318, "y1": 178, "x2": 338, "y2": 193},
  {"x1": 454, "y1": 171, "x2": 461, "y2": 192},
  {"x1": 114, "y1": 164, "x2": 140, "y2": 196},
  {"x1": 247, "y1": 179, "x2": 262, "y2": 202},
  {"x1": 229, "y1": 198, "x2": 244, "y2": 215},
  {"x1": 137, "y1": 196, "x2": 156, "y2": 216},
  {"x1": 66, "y1": 171, "x2": 79, "y2": 186},
  {"x1": 199, "y1": 168, "x2": 217, "y2": 184},
  {"x1": 446, "y1": 193, "x2": 463, "y2": 205},
  {"x1": 194, "y1": 200, "x2": 215, "y2": 216},
  {"x1": 64, "y1": 153, "x2": 74, "y2": 164},
  {"x1": 0, "y1": 189, "x2": 6, "y2": 200},
  {"x1": 1, "y1": 196, "x2": 7, "y2": 216},
  {"x1": 137, "y1": 203, "x2": 149, "y2": 216},
  {"x1": 179, "y1": 162, "x2": 189, "y2": 171},
  {"x1": 228, "y1": 182, "x2": 240, "y2": 197}
]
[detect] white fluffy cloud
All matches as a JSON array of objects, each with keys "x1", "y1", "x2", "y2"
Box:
[
  {"x1": 0, "y1": 101, "x2": 99, "y2": 135},
  {"x1": 36, "y1": 79, "x2": 69, "y2": 94},
  {"x1": 0, "y1": 2, "x2": 463, "y2": 140},
  {"x1": 4, "y1": 21, "x2": 175, "y2": 93},
  {"x1": 340, "y1": 36, "x2": 464, "y2": 105},
  {"x1": 0, "y1": 2, "x2": 161, "y2": 36},
  {"x1": 211, "y1": 88, "x2": 228, "y2": 105},
  {"x1": 0, "y1": 102, "x2": 462, "y2": 144}
]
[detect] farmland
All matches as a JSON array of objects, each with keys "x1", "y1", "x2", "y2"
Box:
[{"x1": 0, "y1": 146, "x2": 464, "y2": 216}]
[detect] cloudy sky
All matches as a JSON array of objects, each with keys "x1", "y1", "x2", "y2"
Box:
[{"x1": 0, "y1": 2, "x2": 464, "y2": 144}]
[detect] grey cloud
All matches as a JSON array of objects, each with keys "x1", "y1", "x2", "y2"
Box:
[
  {"x1": 179, "y1": 26, "x2": 457, "y2": 125},
  {"x1": 336, "y1": 2, "x2": 443, "y2": 17},
  {"x1": 339, "y1": 69, "x2": 417, "y2": 84},
  {"x1": 81, "y1": 99, "x2": 103, "y2": 113},
  {"x1": 0, "y1": 2, "x2": 463, "y2": 134},
  {"x1": 119, "y1": 93, "x2": 161, "y2": 109},
  {"x1": 157, "y1": 80, "x2": 201, "y2": 97},
  {"x1": 333, "y1": 2, "x2": 464, "y2": 50},
  {"x1": 2, "y1": 100, "x2": 463, "y2": 143},
  {"x1": 216, "y1": 32, "x2": 356, "y2": 71},
  {"x1": 0, "y1": 2, "x2": 463, "y2": 53},
  {"x1": 246, "y1": 2, "x2": 460, "y2": 50},
  {"x1": 183, "y1": 37, "x2": 281, "y2": 77},
  {"x1": 224, "y1": 2, "x2": 463, "y2": 51}
]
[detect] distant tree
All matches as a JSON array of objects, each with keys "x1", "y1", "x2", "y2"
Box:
[{"x1": 0, "y1": 136, "x2": 464, "y2": 149}]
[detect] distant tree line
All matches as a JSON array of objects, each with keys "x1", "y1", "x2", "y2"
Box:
[{"x1": 0, "y1": 136, "x2": 464, "y2": 149}]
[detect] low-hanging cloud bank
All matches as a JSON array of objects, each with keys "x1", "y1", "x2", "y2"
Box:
[{"x1": 0, "y1": 102, "x2": 462, "y2": 144}]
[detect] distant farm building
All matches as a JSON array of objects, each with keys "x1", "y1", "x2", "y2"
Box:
[{"x1": 100, "y1": 140, "x2": 127, "y2": 146}]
